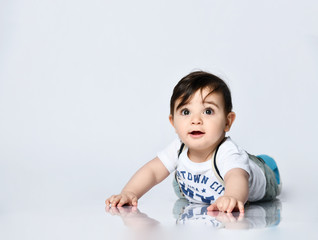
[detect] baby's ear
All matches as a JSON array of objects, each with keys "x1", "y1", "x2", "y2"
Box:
[
  {"x1": 224, "y1": 112, "x2": 236, "y2": 132},
  {"x1": 169, "y1": 114, "x2": 174, "y2": 127}
]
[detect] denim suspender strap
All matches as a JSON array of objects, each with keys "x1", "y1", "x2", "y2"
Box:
[
  {"x1": 178, "y1": 143, "x2": 185, "y2": 158},
  {"x1": 174, "y1": 142, "x2": 186, "y2": 197},
  {"x1": 211, "y1": 137, "x2": 227, "y2": 185}
]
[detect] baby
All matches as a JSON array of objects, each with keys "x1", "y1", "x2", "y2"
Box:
[{"x1": 106, "y1": 71, "x2": 281, "y2": 213}]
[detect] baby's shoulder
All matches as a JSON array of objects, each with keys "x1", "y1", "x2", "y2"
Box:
[
  {"x1": 218, "y1": 137, "x2": 248, "y2": 159},
  {"x1": 221, "y1": 137, "x2": 243, "y2": 151}
]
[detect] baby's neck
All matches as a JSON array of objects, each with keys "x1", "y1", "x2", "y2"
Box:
[{"x1": 187, "y1": 148, "x2": 214, "y2": 163}]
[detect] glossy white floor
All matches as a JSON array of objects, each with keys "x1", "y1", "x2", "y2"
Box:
[{"x1": 1, "y1": 176, "x2": 317, "y2": 240}]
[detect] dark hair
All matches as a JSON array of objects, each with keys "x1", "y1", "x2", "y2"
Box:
[{"x1": 170, "y1": 71, "x2": 233, "y2": 116}]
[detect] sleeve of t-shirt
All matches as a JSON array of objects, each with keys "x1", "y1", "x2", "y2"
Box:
[
  {"x1": 216, "y1": 138, "x2": 251, "y2": 179},
  {"x1": 157, "y1": 138, "x2": 181, "y2": 173}
]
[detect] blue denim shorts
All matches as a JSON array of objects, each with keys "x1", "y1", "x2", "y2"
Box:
[{"x1": 252, "y1": 154, "x2": 281, "y2": 201}]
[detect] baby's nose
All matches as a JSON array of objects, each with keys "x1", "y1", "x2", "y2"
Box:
[{"x1": 191, "y1": 114, "x2": 202, "y2": 124}]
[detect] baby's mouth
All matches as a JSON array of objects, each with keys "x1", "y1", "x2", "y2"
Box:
[{"x1": 189, "y1": 131, "x2": 205, "y2": 135}]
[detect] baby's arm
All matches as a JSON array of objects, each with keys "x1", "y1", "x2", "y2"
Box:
[
  {"x1": 105, "y1": 157, "x2": 170, "y2": 207},
  {"x1": 207, "y1": 168, "x2": 249, "y2": 213}
]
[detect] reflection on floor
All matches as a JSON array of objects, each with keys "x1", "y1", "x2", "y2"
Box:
[
  {"x1": 105, "y1": 205, "x2": 160, "y2": 231},
  {"x1": 105, "y1": 198, "x2": 282, "y2": 230},
  {"x1": 173, "y1": 199, "x2": 282, "y2": 229}
]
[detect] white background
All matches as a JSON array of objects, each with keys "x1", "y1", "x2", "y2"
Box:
[{"x1": 1, "y1": 0, "x2": 318, "y2": 239}]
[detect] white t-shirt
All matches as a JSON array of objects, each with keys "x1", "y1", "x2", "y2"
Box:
[{"x1": 157, "y1": 137, "x2": 266, "y2": 203}]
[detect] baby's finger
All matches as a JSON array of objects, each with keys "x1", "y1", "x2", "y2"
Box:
[
  {"x1": 226, "y1": 198, "x2": 236, "y2": 213},
  {"x1": 117, "y1": 196, "x2": 128, "y2": 207},
  {"x1": 207, "y1": 203, "x2": 218, "y2": 211},
  {"x1": 105, "y1": 196, "x2": 113, "y2": 206},
  {"x1": 237, "y1": 201, "x2": 245, "y2": 213},
  {"x1": 218, "y1": 199, "x2": 229, "y2": 212},
  {"x1": 131, "y1": 196, "x2": 138, "y2": 206},
  {"x1": 107, "y1": 195, "x2": 117, "y2": 205},
  {"x1": 105, "y1": 196, "x2": 115, "y2": 206},
  {"x1": 111, "y1": 196, "x2": 121, "y2": 207}
]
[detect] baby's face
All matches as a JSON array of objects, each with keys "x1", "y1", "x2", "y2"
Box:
[{"x1": 170, "y1": 88, "x2": 232, "y2": 156}]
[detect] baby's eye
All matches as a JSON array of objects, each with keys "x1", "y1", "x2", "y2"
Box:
[
  {"x1": 181, "y1": 109, "x2": 190, "y2": 116},
  {"x1": 204, "y1": 108, "x2": 214, "y2": 115}
]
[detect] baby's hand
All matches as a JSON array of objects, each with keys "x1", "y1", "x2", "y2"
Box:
[
  {"x1": 105, "y1": 191, "x2": 138, "y2": 207},
  {"x1": 207, "y1": 196, "x2": 245, "y2": 213}
]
